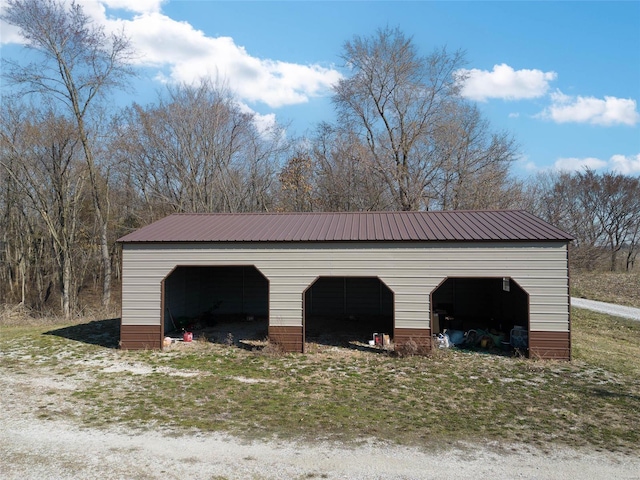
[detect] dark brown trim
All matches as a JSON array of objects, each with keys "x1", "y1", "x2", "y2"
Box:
[
  {"x1": 160, "y1": 264, "x2": 181, "y2": 340},
  {"x1": 161, "y1": 276, "x2": 165, "y2": 341},
  {"x1": 120, "y1": 324, "x2": 162, "y2": 350},
  {"x1": 302, "y1": 284, "x2": 307, "y2": 354},
  {"x1": 529, "y1": 331, "x2": 571, "y2": 360},
  {"x1": 567, "y1": 242, "x2": 572, "y2": 359},
  {"x1": 269, "y1": 325, "x2": 303, "y2": 353},
  {"x1": 394, "y1": 327, "x2": 432, "y2": 354}
]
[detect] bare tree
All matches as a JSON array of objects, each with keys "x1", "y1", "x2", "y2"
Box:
[
  {"x1": 117, "y1": 81, "x2": 285, "y2": 216},
  {"x1": 625, "y1": 218, "x2": 639, "y2": 271},
  {"x1": 527, "y1": 170, "x2": 640, "y2": 272},
  {"x1": 2, "y1": 0, "x2": 135, "y2": 309},
  {"x1": 432, "y1": 103, "x2": 519, "y2": 210},
  {"x1": 525, "y1": 171, "x2": 603, "y2": 269},
  {"x1": 580, "y1": 170, "x2": 640, "y2": 271},
  {"x1": 311, "y1": 123, "x2": 391, "y2": 211},
  {"x1": 0, "y1": 129, "x2": 33, "y2": 307},
  {"x1": 0, "y1": 102, "x2": 46, "y2": 309},
  {"x1": 333, "y1": 27, "x2": 465, "y2": 211},
  {"x1": 1, "y1": 102, "x2": 87, "y2": 317}
]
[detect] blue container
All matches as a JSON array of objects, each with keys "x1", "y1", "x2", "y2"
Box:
[{"x1": 510, "y1": 327, "x2": 528, "y2": 348}]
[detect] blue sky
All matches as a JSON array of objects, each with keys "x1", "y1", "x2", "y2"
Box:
[{"x1": 2, "y1": 0, "x2": 639, "y2": 176}]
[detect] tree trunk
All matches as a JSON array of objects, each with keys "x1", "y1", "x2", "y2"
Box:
[
  {"x1": 75, "y1": 111, "x2": 111, "y2": 309},
  {"x1": 19, "y1": 255, "x2": 26, "y2": 306},
  {"x1": 61, "y1": 249, "x2": 71, "y2": 318},
  {"x1": 610, "y1": 249, "x2": 617, "y2": 272},
  {"x1": 100, "y1": 220, "x2": 111, "y2": 308}
]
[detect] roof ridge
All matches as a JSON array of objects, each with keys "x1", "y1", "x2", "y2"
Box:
[{"x1": 166, "y1": 209, "x2": 528, "y2": 216}]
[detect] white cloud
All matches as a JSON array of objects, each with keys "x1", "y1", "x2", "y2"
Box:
[
  {"x1": 554, "y1": 157, "x2": 608, "y2": 172},
  {"x1": 1, "y1": 0, "x2": 341, "y2": 109},
  {"x1": 119, "y1": 6, "x2": 341, "y2": 108},
  {"x1": 551, "y1": 155, "x2": 640, "y2": 175},
  {"x1": 0, "y1": 0, "x2": 25, "y2": 43},
  {"x1": 0, "y1": 19, "x2": 22, "y2": 44},
  {"x1": 523, "y1": 162, "x2": 538, "y2": 173},
  {"x1": 610, "y1": 154, "x2": 640, "y2": 175},
  {"x1": 541, "y1": 90, "x2": 640, "y2": 126},
  {"x1": 120, "y1": 11, "x2": 217, "y2": 66},
  {"x1": 237, "y1": 102, "x2": 280, "y2": 138},
  {"x1": 514, "y1": 154, "x2": 537, "y2": 173},
  {"x1": 457, "y1": 63, "x2": 556, "y2": 102},
  {"x1": 102, "y1": 2, "x2": 341, "y2": 108},
  {"x1": 252, "y1": 112, "x2": 278, "y2": 137}
]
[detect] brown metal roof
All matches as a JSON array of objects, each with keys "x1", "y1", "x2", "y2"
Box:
[{"x1": 117, "y1": 210, "x2": 574, "y2": 243}]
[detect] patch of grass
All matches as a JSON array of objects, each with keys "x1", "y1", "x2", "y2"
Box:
[
  {"x1": 1, "y1": 308, "x2": 639, "y2": 454},
  {"x1": 0, "y1": 288, "x2": 640, "y2": 454},
  {"x1": 572, "y1": 308, "x2": 640, "y2": 377}
]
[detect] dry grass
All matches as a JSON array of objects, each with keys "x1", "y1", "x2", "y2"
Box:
[
  {"x1": 571, "y1": 271, "x2": 640, "y2": 308},
  {"x1": 572, "y1": 309, "x2": 640, "y2": 377},
  {"x1": 0, "y1": 302, "x2": 120, "y2": 327}
]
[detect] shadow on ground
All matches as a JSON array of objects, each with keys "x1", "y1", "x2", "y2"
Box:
[
  {"x1": 591, "y1": 387, "x2": 640, "y2": 402},
  {"x1": 169, "y1": 319, "x2": 392, "y2": 354},
  {"x1": 45, "y1": 318, "x2": 120, "y2": 349},
  {"x1": 165, "y1": 319, "x2": 269, "y2": 351}
]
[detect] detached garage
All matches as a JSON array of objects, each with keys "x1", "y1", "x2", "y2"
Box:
[{"x1": 117, "y1": 210, "x2": 573, "y2": 359}]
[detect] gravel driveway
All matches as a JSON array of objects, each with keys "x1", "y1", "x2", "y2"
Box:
[
  {"x1": 571, "y1": 298, "x2": 640, "y2": 321},
  {"x1": 2, "y1": 407, "x2": 639, "y2": 479}
]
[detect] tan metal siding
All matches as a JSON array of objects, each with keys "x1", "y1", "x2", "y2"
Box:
[{"x1": 121, "y1": 241, "x2": 569, "y2": 339}]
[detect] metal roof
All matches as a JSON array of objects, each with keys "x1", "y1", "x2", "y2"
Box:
[{"x1": 117, "y1": 211, "x2": 573, "y2": 243}]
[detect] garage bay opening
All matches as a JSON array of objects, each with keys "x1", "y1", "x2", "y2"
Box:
[
  {"x1": 304, "y1": 277, "x2": 394, "y2": 350},
  {"x1": 162, "y1": 266, "x2": 268, "y2": 347},
  {"x1": 431, "y1": 277, "x2": 529, "y2": 354}
]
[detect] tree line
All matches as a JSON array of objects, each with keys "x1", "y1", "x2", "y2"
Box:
[{"x1": 1, "y1": 0, "x2": 638, "y2": 318}]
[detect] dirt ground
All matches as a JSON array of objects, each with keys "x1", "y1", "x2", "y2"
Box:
[
  {"x1": 2, "y1": 350, "x2": 639, "y2": 480},
  {"x1": 3, "y1": 407, "x2": 639, "y2": 479}
]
